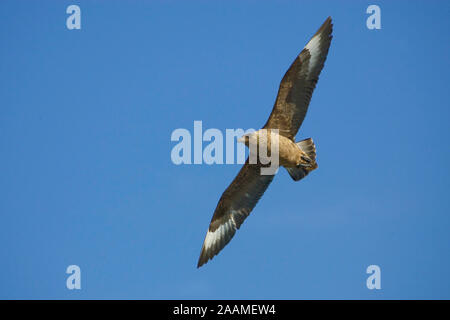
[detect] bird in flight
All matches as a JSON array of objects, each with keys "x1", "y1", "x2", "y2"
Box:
[{"x1": 197, "y1": 17, "x2": 333, "y2": 268}]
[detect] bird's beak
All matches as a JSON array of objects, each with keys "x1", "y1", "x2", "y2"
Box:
[{"x1": 237, "y1": 136, "x2": 245, "y2": 143}]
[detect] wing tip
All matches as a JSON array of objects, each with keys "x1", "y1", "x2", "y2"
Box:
[
  {"x1": 197, "y1": 245, "x2": 221, "y2": 268},
  {"x1": 197, "y1": 246, "x2": 211, "y2": 268},
  {"x1": 317, "y1": 16, "x2": 333, "y2": 38},
  {"x1": 196, "y1": 217, "x2": 239, "y2": 268},
  {"x1": 197, "y1": 257, "x2": 206, "y2": 268}
]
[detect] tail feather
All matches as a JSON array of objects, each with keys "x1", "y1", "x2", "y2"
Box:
[
  {"x1": 286, "y1": 138, "x2": 318, "y2": 182},
  {"x1": 297, "y1": 138, "x2": 316, "y2": 161}
]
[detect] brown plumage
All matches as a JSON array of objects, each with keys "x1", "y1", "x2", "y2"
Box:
[{"x1": 197, "y1": 17, "x2": 333, "y2": 268}]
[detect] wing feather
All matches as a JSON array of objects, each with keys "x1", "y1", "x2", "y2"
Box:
[
  {"x1": 197, "y1": 161, "x2": 275, "y2": 267},
  {"x1": 263, "y1": 17, "x2": 333, "y2": 139}
]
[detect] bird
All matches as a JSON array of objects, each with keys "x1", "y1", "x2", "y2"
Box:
[{"x1": 197, "y1": 17, "x2": 333, "y2": 268}]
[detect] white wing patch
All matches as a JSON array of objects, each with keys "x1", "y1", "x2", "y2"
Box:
[
  {"x1": 202, "y1": 218, "x2": 236, "y2": 252},
  {"x1": 305, "y1": 33, "x2": 322, "y2": 74}
]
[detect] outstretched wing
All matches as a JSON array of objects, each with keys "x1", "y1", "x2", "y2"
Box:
[
  {"x1": 197, "y1": 161, "x2": 275, "y2": 268},
  {"x1": 263, "y1": 17, "x2": 333, "y2": 139}
]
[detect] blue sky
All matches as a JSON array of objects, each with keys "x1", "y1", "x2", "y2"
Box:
[{"x1": 1, "y1": 0, "x2": 449, "y2": 299}]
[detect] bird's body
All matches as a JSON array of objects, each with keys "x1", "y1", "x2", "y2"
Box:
[
  {"x1": 277, "y1": 133, "x2": 307, "y2": 168},
  {"x1": 197, "y1": 17, "x2": 333, "y2": 268},
  {"x1": 240, "y1": 129, "x2": 316, "y2": 168}
]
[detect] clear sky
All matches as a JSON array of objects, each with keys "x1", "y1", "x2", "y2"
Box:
[{"x1": 1, "y1": 0, "x2": 449, "y2": 299}]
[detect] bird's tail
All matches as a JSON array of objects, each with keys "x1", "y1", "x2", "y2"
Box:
[{"x1": 286, "y1": 138, "x2": 318, "y2": 181}]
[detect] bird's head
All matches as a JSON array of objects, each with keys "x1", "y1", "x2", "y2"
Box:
[{"x1": 237, "y1": 132, "x2": 257, "y2": 147}]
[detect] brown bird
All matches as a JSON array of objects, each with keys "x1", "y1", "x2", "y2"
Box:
[{"x1": 197, "y1": 17, "x2": 333, "y2": 268}]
